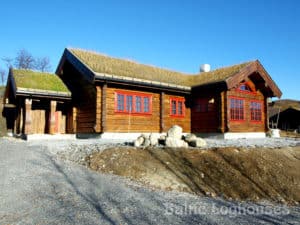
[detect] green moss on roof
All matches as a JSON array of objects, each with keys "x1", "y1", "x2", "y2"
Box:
[
  {"x1": 69, "y1": 48, "x2": 253, "y2": 87},
  {"x1": 191, "y1": 62, "x2": 252, "y2": 86},
  {"x1": 70, "y1": 48, "x2": 192, "y2": 86},
  {"x1": 13, "y1": 69, "x2": 70, "y2": 93}
]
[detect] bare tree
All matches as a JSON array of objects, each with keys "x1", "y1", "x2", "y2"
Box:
[
  {"x1": 0, "y1": 69, "x2": 6, "y2": 85},
  {"x1": 35, "y1": 57, "x2": 51, "y2": 72},
  {"x1": 14, "y1": 49, "x2": 35, "y2": 69}
]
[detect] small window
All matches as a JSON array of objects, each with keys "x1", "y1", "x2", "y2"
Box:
[
  {"x1": 115, "y1": 91, "x2": 152, "y2": 115},
  {"x1": 126, "y1": 95, "x2": 133, "y2": 112},
  {"x1": 230, "y1": 98, "x2": 244, "y2": 121},
  {"x1": 239, "y1": 84, "x2": 251, "y2": 91},
  {"x1": 170, "y1": 98, "x2": 185, "y2": 117},
  {"x1": 250, "y1": 101, "x2": 262, "y2": 122},
  {"x1": 136, "y1": 96, "x2": 142, "y2": 112},
  {"x1": 144, "y1": 97, "x2": 150, "y2": 113},
  {"x1": 117, "y1": 94, "x2": 125, "y2": 111}
]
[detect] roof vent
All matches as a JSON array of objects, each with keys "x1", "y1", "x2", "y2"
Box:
[{"x1": 200, "y1": 64, "x2": 211, "y2": 72}]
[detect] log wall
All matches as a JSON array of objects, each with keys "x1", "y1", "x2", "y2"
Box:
[
  {"x1": 89, "y1": 85, "x2": 192, "y2": 133},
  {"x1": 226, "y1": 80, "x2": 266, "y2": 132}
]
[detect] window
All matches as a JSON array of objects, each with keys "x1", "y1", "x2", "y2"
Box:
[
  {"x1": 170, "y1": 97, "x2": 185, "y2": 117},
  {"x1": 117, "y1": 94, "x2": 124, "y2": 111},
  {"x1": 239, "y1": 84, "x2": 252, "y2": 92},
  {"x1": 115, "y1": 91, "x2": 152, "y2": 115},
  {"x1": 136, "y1": 96, "x2": 142, "y2": 112},
  {"x1": 230, "y1": 98, "x2": 244, "y2": 121},
  {"x1": 250, "y1": 101, "x2": 262, "y2": 122},
  {"x1": 144, "y1": 97, "x2": 150, "y2": 113}
]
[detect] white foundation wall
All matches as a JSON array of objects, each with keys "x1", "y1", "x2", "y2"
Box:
[{"x1": 196, "y1": 132, "x2": 266, "y2": 139}]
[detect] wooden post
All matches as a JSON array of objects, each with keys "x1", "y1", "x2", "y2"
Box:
[
  {"x1": 49, "y1": 100, "x2": 57, "y2": 134},
  {"x1": 24, "y1": 99, "x2": 32, "y2": 135},
  {"x1": 265, "y1": 98, "x2": 269, "y2": 131},
  {"x1": 73, "y1": 107, "x2": 77, "y2": 133},
  {"x1": 101, "y1": 83, "x2": 107, "y2": 132},
  {"x1": 160, "y1": 92, "x2": 165, "y2": 132},
  {"x1": 95, "y1": 86, "x2": 102, "y2": 132}
]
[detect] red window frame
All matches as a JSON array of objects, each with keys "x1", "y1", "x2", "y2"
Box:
[
  {"x1": 250, "y1": 101, "x2": 263, "y2": 122},
  {"x1": 115, "y1": 91, "x2": 152, "y2": 115},
  {"x1": 229, "y1": 97, "x2": 245, "y2": 121},
  {"x1": 170, "y1": 97, "x2": 185, "y2": 117}
]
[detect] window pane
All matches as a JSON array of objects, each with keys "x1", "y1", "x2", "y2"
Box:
[
  {"x1": 136, "y1": 96, "x2": 141, "y2": 112},
  {"x1": 178, "y1": 101, "x2": 183, "y2": 115},
  {"x1": 250, "y1": 102, "x2": 262, "y2": 121},
  {"x1": 126, "y1": 95, "x2": 133, "y2": 112},
  {"x1": 144, "y1": 97, "x2": 149, "y2": 113},
  {"x1": 117, "y1": 94, "x2": 124, "y2": 111},
  {"x1": 230, "y1": 98, "x2": 244, "y2": 120},
  {"x1": 171, "y1": 100, "x2": 177, "y2": 115}
]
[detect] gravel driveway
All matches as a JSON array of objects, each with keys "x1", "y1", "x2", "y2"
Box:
[{"x1": 1, "y1": 138, "x2": 299, "y2": 225}]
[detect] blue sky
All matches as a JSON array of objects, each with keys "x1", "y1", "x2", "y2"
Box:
[{"x1": 0, "y1": 0, "x2": 299, "y2": 99}]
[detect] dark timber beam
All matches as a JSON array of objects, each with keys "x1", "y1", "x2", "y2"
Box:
[
  {"x1": 160, "y1": 92, "x2": 165, "y2": 132},
  {"x1": 101, "y1": 83, "x2": 107, "y2": 132}
]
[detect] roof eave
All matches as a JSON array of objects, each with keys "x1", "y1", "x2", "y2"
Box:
[
  {"x1": 16, "y1": 88, "x2": 71, "y2": 100},
  {"x1": 94, "y1": 73, "x2": 191, "y2": 93}
]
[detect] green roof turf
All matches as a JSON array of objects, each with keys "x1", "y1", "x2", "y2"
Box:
[
  {"x1": 69, "y1": 48, "x2": 253, "y2": 87},
  {"x1": 12, "y1": 69, "x2": 70, "y2": 93}
]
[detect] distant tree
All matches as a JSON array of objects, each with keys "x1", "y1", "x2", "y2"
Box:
[
  {"x1": 2, "y1": 49, "x2": 52, "y2": 74},
  {"x1": 0, "y1": 69, "x2": 6, "y2": 85},
  {"x1": 14, "y1": 49, "x2": 35, "y2": 69},
  {"x1": 35, "y1": 56, "x2": 51, "y2": 72}
]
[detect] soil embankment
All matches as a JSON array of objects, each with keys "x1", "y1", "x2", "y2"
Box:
[{"x1": 87, "y1": 146, "x2": 300, "y2": 204}]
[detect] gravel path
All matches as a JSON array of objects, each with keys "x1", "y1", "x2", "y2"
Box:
[{"x1": 1, "y1": 137, "x2": 300, "y2": 224}]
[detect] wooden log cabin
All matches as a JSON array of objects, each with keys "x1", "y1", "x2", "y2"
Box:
[
  {"x1": 3, "y1": 48, "x2": 282, "y2": 139},
  {"x1": 2, "y1": 69, "x2": 72, "y2": 138},
  {"x1": 55, "y1": 48, "x2": 281, "y2": 139}
]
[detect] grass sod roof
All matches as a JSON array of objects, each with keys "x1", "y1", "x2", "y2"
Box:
[
  {"x1": 12, "y1": 69, "x2": 70, "y2": 93},
  {"x1": 69, "y1": 48, "x2": 253, "y2": 87}
]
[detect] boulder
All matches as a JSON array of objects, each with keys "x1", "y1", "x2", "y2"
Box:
[
  {"x1": 149, "y1": 133, "x2": 160, "y2": 146},
  {"x1": 167, "y1": 125, "x2": 183, "y2": 139},
  {"x1": 134, "y1": 135, "x2": 145, "y2": 147},
  {"x1": 184, "y1": 133, "x2": 197, "y2": 142},
  {"x1": 165, "y1": 137, "x2": 188, "y2": 148},
  {"x1": 143, "y1": 139, "x2": 151, "y2": 147},
  {"x1": 188, "y1": 137, "x2": 207, "y2": 147}
]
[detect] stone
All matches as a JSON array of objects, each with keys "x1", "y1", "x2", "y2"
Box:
[
  {"x1": 143, "y1": 139, "x2": 151, "y2": 147},
  {"x1": 167, "y1": 125, "x2": 183, "y2": 139},
  {"x1": 184, "y1": 133, "x2": 197, "y2": 142},
  {"x1": 188, "y1": 138, "x2": 207, "y2": 147},
  {"x1": 159, "y1": 134, "x2": 166, "y2": 140},
  {"x1": 149, "y1": 133, "x2": 160, "y2": 146},
  {"x1": 134, "y1": 136, "x2": 145, "y2": 147},
  {"x1": 165, "y1": 137, "x2": 188, "y2": 148}
]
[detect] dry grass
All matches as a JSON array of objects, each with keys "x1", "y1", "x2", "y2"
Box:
[
  {"x1": 70, "y1": 48, "x2": 252, "y2": 87},
  {"x1": 13, "y1": 69, "x2": 70, "y2": 93}
]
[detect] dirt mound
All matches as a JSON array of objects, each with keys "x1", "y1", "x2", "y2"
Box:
[{"x1": 87, "y1": 146, "x2": 300, "y2": 204}]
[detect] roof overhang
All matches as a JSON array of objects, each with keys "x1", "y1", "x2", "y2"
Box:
[
  {"x1": 94, "y1": 72, "x2": 191, "y2": 94},
  {"x1": 15, "y1": 88, "x2": 71, "y2": 100}
]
